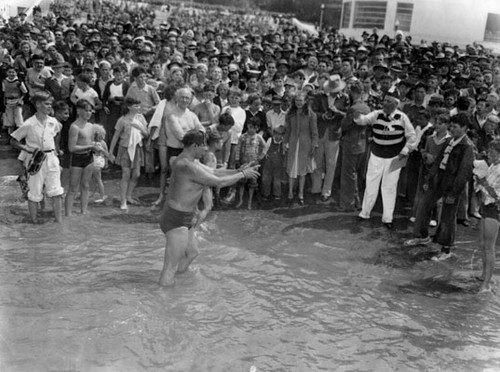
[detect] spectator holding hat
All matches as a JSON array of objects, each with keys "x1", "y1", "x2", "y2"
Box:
[
  {"x1": 44, "y1": 62, "x2": 74, "y2": 103},
  {"x1": 310, "y1": 74, "x2": 349, "y2": 203}
]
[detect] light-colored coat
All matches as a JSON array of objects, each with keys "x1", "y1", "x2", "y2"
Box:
[{"x1": 284, "y1": 109, "x2": 319, "y2": 176}]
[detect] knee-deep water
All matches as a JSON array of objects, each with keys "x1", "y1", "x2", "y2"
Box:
[{"x1": 0, "y1": 175, "x2": 499, "y2": 372}]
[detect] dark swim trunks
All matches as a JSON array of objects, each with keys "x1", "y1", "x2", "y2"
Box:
[
  {"x1": 71, "y1": 152, "x2": 93, "y2": 168},
  {"x1": 482, "y1": 204, "x2": 500, "y2": 220},
  {"x1": 160, "y1": 204, "x2": 195, "y2": 234}
]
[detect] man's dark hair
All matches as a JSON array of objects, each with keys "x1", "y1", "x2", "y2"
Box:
[
  {"x1": 131, "y1": 66, "x2": 146, "y2": 78},
  {"x1": 207, "y1": 130, "x2": 222, "y2": 146},
  {"x1": 451, "y1": 112, "x2": 471, "y2": 128},
  {"x1": 414, "y1": 82, "x2": 427, "y2": 91},
  {"x1": 247, "y1": 116, "x2": 262, "y2": 129},
  {"x1": 76, "y1": 73, "x2": 91, "y2": 84},
  {"x1": 182, "y1": 130, "x2": 206, "y2": 147},
  {"x1": 52, "y1": 100, "x2": 70, "y2": 113},
  {"x1": 219, "y1": 112, "x2": 235, "y2": 127},
  {"x1": 456, "y1": 96, "x2": 470, "y2": 111}
]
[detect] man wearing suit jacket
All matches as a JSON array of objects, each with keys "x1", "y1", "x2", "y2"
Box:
[
  {"x1": 310, "y1": 74, "x2": 349, "y2": 202},
  {"x1": 68, "y1": 43, "x2": 86, "y2": 76},
  {"x1": 339, "y1": 82, "x2": 370, "y2": 211}
]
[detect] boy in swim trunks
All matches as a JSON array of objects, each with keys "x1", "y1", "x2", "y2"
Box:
[
  {"x1": 159, "y1": 129, "x2": 260, "y2": 286},
  {"x1": 65, "y1": 100, "x2": 103, "y2": 216}
]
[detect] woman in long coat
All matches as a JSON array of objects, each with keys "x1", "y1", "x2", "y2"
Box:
[{"x1": 284, "y1": 92, "x2": 319, "y2": 205}]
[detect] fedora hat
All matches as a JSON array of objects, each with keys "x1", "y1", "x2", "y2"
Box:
[
  {"x1": 373, "y1": 64, "x2": 390, "y2": 73},
  {"x1": 390, "y1": 62, "x2": 405, "y2": 74},
  {"x1": 323, "y1": 74, "x2": 346, "y2": 94}
]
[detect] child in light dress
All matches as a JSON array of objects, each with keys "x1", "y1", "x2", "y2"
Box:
[{"x1": 91, "y1": 124, "x2": 109, "y2": 203}]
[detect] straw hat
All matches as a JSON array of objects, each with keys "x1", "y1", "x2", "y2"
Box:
[{"x1": 323, "y1": 74, "x2": 346, "y2": 93}]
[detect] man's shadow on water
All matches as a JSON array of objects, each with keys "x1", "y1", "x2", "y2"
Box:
[
  {"x1": 279, "y1": 211, "x2": 411, "y2": 239},
  {"x1": 279, "y1": 211, "x2": 463, "y2": 275},
  {"x1": 280, "y1": 213, "x2": 364, "y2": 234}
]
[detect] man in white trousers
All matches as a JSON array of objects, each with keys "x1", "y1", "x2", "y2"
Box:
[{"x1": 354, "y1": 95, "x2": 417, "y2": 229}]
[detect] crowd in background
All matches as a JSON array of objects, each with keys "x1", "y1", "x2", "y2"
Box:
[{"x1": 2, "y1": 0, "x2": 500, "y2": 268}]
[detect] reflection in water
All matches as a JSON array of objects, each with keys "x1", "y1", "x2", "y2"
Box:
[{"x1": 1, "y1": 177, "x2": 500, "y2": 372}]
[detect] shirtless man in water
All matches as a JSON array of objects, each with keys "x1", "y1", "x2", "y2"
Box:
[{"x1": 159, "y1": 129, "x2": 260, "y2": 286}]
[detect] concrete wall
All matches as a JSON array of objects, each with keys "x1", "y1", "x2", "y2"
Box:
[{"x1": 339, "y1": 0, "x2": 500, "y2": 48}]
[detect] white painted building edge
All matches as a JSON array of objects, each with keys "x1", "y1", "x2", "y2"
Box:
[
  {"x1": 1, "y1": 0, "x2": 46, "y2": 19},
  {"x1": 338, "y1": 0, "x2": 500, "y2": 51}
]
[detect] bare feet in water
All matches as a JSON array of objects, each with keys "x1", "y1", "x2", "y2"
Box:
[
  {"x1": 152, "y1": 197, "x2": 164, "y2": 207},
  {"x1": 127, "y1": 198, "x2": 141, "y2": 206}
]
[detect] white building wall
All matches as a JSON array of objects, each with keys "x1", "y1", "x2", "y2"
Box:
[
  {"x1": 1, "y1": 0, "x2": 35, "y2": 19},
  {"x1": 1, "y1": 0, "x2": 48, "y2": 20},
  {"x1": 340, "y1": 0, "x2": 500, "y2": 49}
]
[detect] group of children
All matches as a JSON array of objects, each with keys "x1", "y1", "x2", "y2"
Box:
[{"x1": 203, "y1": 111, "x2": 287, "y2": 211}]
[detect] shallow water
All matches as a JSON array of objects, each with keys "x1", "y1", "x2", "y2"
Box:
[{"x1": 1, "y1": 176, "x2": 500, "y2": 372}]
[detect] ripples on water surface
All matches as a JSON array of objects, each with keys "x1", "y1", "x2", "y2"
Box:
[{"x1": 1, "y1": 178, "x2": 500, "y2": 372}]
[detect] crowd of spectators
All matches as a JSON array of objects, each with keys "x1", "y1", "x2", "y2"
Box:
[{"x1": 2, "y1": 0, "x2": 500, "y2": 268}]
